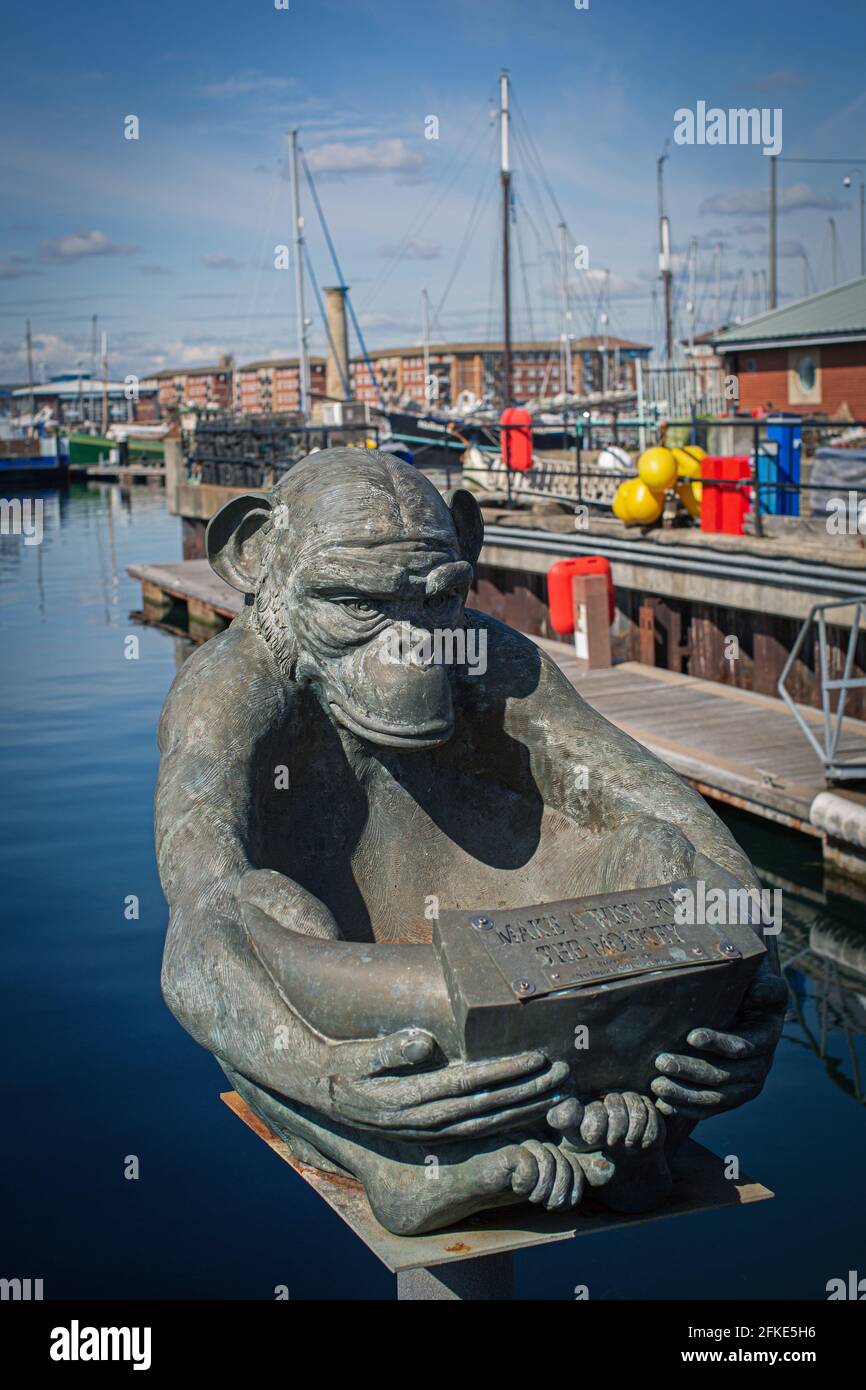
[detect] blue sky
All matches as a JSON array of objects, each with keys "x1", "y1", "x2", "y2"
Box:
[{"x1": 2, "y1": 0, "x2": 865, "y2": 381}]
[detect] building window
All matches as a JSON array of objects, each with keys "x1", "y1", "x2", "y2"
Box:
[
  {"x1": 797, "y1": 356, "x2": 816, "y2": 392},
  {"x1": 745, "y1": 356, "x2": 757, "y2": 373}
]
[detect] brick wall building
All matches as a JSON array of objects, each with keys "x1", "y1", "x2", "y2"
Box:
[
  {"x1": 350, "y1": 337, "x2": 649, "y2": 409},
  {"x1": 148, "y1": 356, "x2": 235, "y2": 414},
  {"x1": 712, "y1": 278, "x2": 866, "y2": 417},
  {"x1": 234, "y1": 357, "x2": 327, "y2": 415}
]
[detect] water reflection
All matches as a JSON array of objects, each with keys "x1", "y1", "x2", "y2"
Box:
[{"x1": 780, "y1": 902, "x2": 866, "y2": 1106}]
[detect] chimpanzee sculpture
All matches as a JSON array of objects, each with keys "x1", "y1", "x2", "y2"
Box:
[{"x1": 156, "y1": 448, "x2": 785, "y2": 1235}]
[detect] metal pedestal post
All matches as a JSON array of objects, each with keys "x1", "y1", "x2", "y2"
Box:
[{"x1": 396, "y1": 1252, "x2": 514, "y2": 1301}]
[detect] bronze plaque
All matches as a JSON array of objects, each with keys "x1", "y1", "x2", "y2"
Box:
[{"x1": 468, "y1": 879, "x2": 737, "y2": 999}]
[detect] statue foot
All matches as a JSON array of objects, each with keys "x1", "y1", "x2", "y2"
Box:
[
  {"x1": 362, "y1": 1137, "x2": 592, "y2": 1235},
  {"x1": 222, "y1": 1065, "x2": 589, "y2": 1235}
]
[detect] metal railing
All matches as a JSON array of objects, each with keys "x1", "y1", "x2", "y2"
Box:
[{"x1": 778, "y1": 597, "x2": 866, "y2": 781}]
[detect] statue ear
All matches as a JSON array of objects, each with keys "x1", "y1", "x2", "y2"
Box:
[
  {"x1": 206, "y1": 494, "x2": 273, "y2": 594},
  {"x1": 447, "y1": 488, "x2": 484, "y2": 568}
]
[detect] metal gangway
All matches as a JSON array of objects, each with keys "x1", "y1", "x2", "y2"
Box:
[{"x1": 779, "y1": 596, "x2": 866, "y2": 781}]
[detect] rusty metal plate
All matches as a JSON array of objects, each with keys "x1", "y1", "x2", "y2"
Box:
[{"x1": 465, "y1": 879, "x2": 737, "y2": 999}]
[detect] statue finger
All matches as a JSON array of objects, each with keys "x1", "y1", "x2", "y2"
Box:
[
  {"x1": 502, "y1": 1145, "x2": 537, "y2": 1198},
  {"x1": 403, "y1": 1049, "x2": 552, "y2": 1101},
  {"x1": 546, "y1": 1097, "x2": 584, "y2": 1133},
  {"x1": 641, "y1": 1095, "x2": 661, "y2": 1148},
  {"x1": 685, "y1": 1027, "x2": 760, "y2": 1060},
  {"x1": 655, "y1": 1052, "x2": 731, "y2": 1085},
  {"x1": 394, "y1": 1060, "x2": 570, "y2": 1124},
  {"x1": 650, "y1": 1076, "x2": 725, "y2": 1109},
  {"x1": 364, "y1": 1028, "x2": 437, "y2": 1075},
  {"x1": 352, "y1": 1048, "x2": 554, "y2": 1106},
  {"x1": 580, "y1": 1100, "x2": 608, "y2": 1148},
  {"x1": 604, "y1": 1092, "x2": 629, "y2": 1145},
  {"x1": 561, "y1": 1147, "x2": 586, "y2": 1207},
  {"x1": 622, "y1": 1092, "x2": 647, "y2": 1146},
  {"x1": 650, "y1": 1082, "x2": 756, "y2": 1120},
  {"x1": 545, "y1": 1144, "x2": 573, "y2": 1210},
  {"x1": 366, "y1": 1095, "x2": 565, "y2": 1141},
  {"x1": 523, "y1": 1140, "x2": 557, "y2": 1204}
]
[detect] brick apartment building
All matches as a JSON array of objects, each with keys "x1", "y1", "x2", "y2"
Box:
[
  {"x1": 146, "y1": 334, "x2": 650, "y2": 421},
  {"x1": 712, "y1": 277, "x2": 866, "y2": 417},
  {"x1": 350, "y1": 336, "x2": 650, "y2": 409},
  {"x1": 146, "y1": 356, "x2": 235, "y2": 414},
  {"x1": 234, "y1": 357, "x2": 326, "y2": 414}
]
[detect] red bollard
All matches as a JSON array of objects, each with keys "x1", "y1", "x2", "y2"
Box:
[
  {"x1": 500, "y1": 407, "x2": 533, "y2": 471},
  {"x1": 547, "y1": 556, "x2": 615, "y2": 632}
]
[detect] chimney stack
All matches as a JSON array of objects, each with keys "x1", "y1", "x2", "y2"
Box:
[{"x1": 324, "y1": 285, "x2": 351, "y2": 400}]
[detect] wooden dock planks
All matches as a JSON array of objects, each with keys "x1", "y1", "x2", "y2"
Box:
[{"x1": 129, "y1": 559, "x2": 866, "y2": 832}]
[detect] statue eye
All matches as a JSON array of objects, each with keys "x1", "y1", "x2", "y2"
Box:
[{"x1": 340, "y1": 598, "x2": 379, "y2": 618}]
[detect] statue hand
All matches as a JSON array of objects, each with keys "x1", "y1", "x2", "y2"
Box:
[
  {"x1": 546, "y1": 1093, "x2": 662, "y2": 1153},
  {"x1": 546, "y1": 1094, "x2": 672, "y2": 1213},
  {"x1": 651, "y1": 964, "x2": 787, "y2": 1119},
  {"x1": 321, "y1": 1033, "x2": 571, "y2": 1142}
]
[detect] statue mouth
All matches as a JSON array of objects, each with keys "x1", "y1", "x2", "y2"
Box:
[{"x1": 329, "y1": 701, "x2": 454, "y2": 749}]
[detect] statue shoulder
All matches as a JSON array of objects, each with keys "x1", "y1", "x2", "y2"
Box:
[
  {"x1": 157, "y1": 618, "x2": 286, "y2": 756},
  {"x1": 464, "y1": 608, "x2": 586, "y2": 708}
]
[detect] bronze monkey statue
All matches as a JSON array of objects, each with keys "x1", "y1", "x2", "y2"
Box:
[{"x1": 156, "y1": 448, "x2": 784, "y2": 1234}]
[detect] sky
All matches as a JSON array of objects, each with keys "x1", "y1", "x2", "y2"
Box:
[{"x1": 1, "y1": 0, "x2": 865, "y2": 383}]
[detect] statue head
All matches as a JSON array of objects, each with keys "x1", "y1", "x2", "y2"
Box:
[{"x1": 206, "y1": 447, "x2": 484, "y2": 749}]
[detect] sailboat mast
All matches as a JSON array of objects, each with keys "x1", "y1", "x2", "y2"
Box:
[
  {"x1": 25, "y1": 319, "x2": 35, "y2": 425},
  {"x1": 421, "y1": 286, "x2": 431, "y2": 402},
  {"x1": 499, "y1": 70, "x2": 512, "y2": 408},
  {"x1": 558, "y1": 222, "x2": 573, "y2": 395},
  {"x1": 101, "y1": 331, "x2": 109, "y2": 434},
  {"x1": 657, "y1": 149, "x2": 673, "y2": 364},
  {"x1": 289, "y1": 129, "x2": 310, "y2": 418}
]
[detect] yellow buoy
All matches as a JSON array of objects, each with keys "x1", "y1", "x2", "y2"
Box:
[
  {"x1": 675, "y1": 480, "x2": 701, "y2": 519},
  {"x1": 622, "y1": 476, "x2": 665, "y2": 525},
  {"x1": 671, "y1": 446, "x2": 704, "y2": 501},
  {"x1": 637, "y1": 446, "x2": 677, "y2": 491},
  {"x1": 612, "y1": 480, "x2": 633, "y2": 522}
]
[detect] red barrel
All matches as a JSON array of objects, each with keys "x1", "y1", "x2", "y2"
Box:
[
  {"x1": 500, "y1": 407, "x2": 533, "y2": 471},
  {"x1": 547, "y1": 556, "x2": 615, "y2": 632}
]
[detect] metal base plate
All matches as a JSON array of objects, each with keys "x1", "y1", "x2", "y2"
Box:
[{"x1": 220, "y1": 1090, "x2": 773, "y2": 1275}]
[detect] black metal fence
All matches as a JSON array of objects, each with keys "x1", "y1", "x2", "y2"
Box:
[
  {"x1": 387, "y1": 414, "x2": 866, "y2": 521},
  {"x1": 185, "y1": 414, "x2": 378, "y2": 489}
]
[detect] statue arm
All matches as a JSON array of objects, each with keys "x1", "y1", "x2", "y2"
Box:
[
  {"x1": 518, "y1": 640, "x2": 758, "y2": 889},
  {"x1": 156, "y1": 625, "x2": 339, "y2": 1099},
  {"x1": 512, "y1": 641, "x2": 786, "y2": 1115}
]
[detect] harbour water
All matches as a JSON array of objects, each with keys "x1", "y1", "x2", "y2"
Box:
[{"x1": 2, "y1": 484, "x2": 865, "y2": 1300}]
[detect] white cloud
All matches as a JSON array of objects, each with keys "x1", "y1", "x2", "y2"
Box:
[
  {"x1": 201, "y1": 253, "x2": 244, "y2": 270},
  {"x1": 700, "y1": 183, "x2": 845, "y2": 216},
  {"x1": 39, "y1": 229, "x2": 139, "y2": 262},
  {"x1": 0, "y1": 256, "x2": 40, "y2": 281},
  {"x1": 199, "y1": 72, "x2": 297, "y2": 99},
  {"x1": 378, "y1": 238, "x2": 441, "y2": 260},
  {"x1": 305, "y1": 138, "x2": 424, "y2": 178}
]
